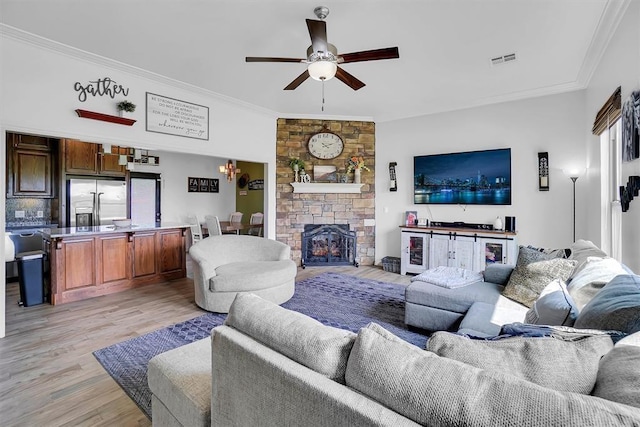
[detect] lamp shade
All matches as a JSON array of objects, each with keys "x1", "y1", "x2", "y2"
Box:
[
  {"x1": 562, "y1": 168, "x2": 586, "y2": 179},
  {"x1": 308, "y1": 60, "x2": 337, "y2": 81}
]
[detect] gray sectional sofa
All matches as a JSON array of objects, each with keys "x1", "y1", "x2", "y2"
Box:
[
  {"x1": 405, "y1": 240, "x2": 639, "y2": 337},
  {"x1": 148, "y1": 293, "x2": 640, "y2": 426}
]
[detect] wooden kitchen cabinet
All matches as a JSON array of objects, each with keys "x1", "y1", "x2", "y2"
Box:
[
  {"x1": 63, "y1": 139, "x2": 126, "y2": 176},
  {"x1": 46, "y1": 226, "x2": 187, "y2": 305},
  {"x1": 159, "y1": 228, "x2": 185, "y2": 273},
  {"x1": 11, "y1": 133, "x2": 53, "y2": 151},
  {"x1": 133, "y1": 232, "x2": 157, "y2": 277},
  {"x1": 6, "y1": 133, "x2": 54, "y2": 198}
]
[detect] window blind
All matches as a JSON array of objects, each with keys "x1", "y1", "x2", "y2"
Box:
[{"x1": 592, "y1": 86, "x2": 621, "y2": 135}]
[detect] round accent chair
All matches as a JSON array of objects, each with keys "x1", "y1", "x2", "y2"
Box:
[{"x1": 189, "y1": 235, "x2": 297, "y2": 313}]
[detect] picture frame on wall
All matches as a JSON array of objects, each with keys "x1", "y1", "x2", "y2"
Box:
[
  {"x1": 188, "y1": 177, "x2": 219, "y2": 193},
  {"x1": 188, "y1": 177, "x2": 199, "y2": 192},
  {"x1": 622, "y1": 91, "x2": 640, "y2": 162}
]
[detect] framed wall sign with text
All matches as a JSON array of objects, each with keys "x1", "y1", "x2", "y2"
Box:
[
  {"x1": 188, "y1": 177, "x2": 219, "y2": 193},
  {"x1": 146, "y1": 93, "x2": 209, "y2": 140}
]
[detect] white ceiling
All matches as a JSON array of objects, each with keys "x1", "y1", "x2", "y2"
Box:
[{"x1": 0, "y1": 0, "x2": 625, "y2": 122}]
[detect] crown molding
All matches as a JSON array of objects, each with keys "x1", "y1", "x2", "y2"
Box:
[
  {"x1": 575, "y1": 0, "x2": 632, "y2": 87},
  {"x1": 0, "y1": 24, "x2": 278, "y2": 119}
]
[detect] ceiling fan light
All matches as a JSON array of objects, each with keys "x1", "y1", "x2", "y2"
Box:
[{"x1": 308, "y1": 60, "x2": 337, "y2": 81}]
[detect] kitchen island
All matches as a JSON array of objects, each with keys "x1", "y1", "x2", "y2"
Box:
[{"x1": 41, "y1": 223, "x2": 189, "y2": 305}]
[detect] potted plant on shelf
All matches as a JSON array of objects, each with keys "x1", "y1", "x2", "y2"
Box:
[
  {"x1": 116, "y1": 100, "x2": 136, "y2": 117},
  {"x1": 289, "y1": 157, "x2": 306, "y2": 171},
  {"x1": 346, "y1": 156, "x2": 370, "y2": 184},
  {"x1": 289, "y1": 158, "x2": 306, "y2": 183}
]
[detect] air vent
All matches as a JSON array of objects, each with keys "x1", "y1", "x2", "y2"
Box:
[{"x1": 490, "y1": 52, "x2": 517, "y2": 66}]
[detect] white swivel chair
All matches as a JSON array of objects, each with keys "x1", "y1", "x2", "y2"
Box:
[
  {"x1": 229, "y1": 212, "x2": 243, "y2": 223},
  {"x1": 247, "y1": 212, "x2": 264, "y2": 237},
  {"x1": 205, "y1": 215, "x2": 222, "y2": 236},
  {"x1": 186, "y1": 214, "x2": 204, "y2": 247}
]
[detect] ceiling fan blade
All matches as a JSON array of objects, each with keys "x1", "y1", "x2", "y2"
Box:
[
  {"x1": 284, "y1": 70, "x2": 310, "y2": 90},
  {"x1": 335, "y1": 67, "x2": 365, "y2": 91},
  {"x1": 339, "y1": 47, "x2": 399, "y2": 64},
  {"x1": 306, "y1": 19, "x2": 328, "y2": 54},
  {"x1": 246, "y1": 57, "x2": 306, "y2": 63}
]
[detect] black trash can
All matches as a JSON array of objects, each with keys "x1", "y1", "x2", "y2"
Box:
[{"x1": 16, "y1": 250, "x2": 45, "y2": 307}]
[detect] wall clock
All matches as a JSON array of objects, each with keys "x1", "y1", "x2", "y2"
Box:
[{"x1": 308, "y1": 132, "x2": 344, "y2": 160}]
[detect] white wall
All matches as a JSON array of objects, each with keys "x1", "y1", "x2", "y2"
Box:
[
  {"x1": 584, "y1": 0, "x2": 640, "y2": 271},
  {"x1": 133, "y1": 151, "x2": 236, "y2": 223},
  {"x1": 0, "y1": 26, "x2": 277, "y2": 338},
  {"x1": 375, "y1": 90, "x2": 588, "y2": 262}
]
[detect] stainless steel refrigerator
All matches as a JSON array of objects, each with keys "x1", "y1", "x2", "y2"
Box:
[{"x1": 67, "y1": 178, "x2": 127, "y2": 226}]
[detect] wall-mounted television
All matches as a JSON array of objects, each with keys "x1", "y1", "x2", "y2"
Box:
[{"x1": 414, "y1": 148, "x2": 511, "y2": 205}]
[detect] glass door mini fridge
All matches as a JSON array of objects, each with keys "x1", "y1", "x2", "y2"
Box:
[{"x1": 67, "y1": 178, "x2": 127, "y2": 227}]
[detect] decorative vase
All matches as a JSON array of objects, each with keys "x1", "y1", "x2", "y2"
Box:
[
  {"x1": 354, "y1": 168, "x2": 361, "y2": 184},
  {"x1": 493, "y1": 216, "x2": 503, "y2": 231}
]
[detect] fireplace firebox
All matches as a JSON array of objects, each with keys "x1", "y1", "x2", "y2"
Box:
[{"x1": 301, "y1": 224, "x2": 358, "y2": 268}]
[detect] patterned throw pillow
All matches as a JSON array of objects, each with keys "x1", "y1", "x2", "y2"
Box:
[
  {"x1": 502, "y1": 246, "x2": 577, "y2": 308},
  {"x1": 525, "y1": 279, "x2": 579, "y2": 326}
]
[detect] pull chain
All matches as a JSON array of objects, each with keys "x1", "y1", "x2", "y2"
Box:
[{"x1": 321, "y1": 79, "x2": 325, "y2": 112}]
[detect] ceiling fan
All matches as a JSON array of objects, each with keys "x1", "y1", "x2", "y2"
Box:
[{"x1": 245, "y1": 6, "x2": 399, "y2": 91}]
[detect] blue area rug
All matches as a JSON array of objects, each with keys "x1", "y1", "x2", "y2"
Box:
[{"x1": 93, "y1": 272, "x2": 428, "y2": 419}]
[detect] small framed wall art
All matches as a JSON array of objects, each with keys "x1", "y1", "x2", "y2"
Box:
[
  {"x1": 188, "y1": 177, "x2": 219, "y2": 193},
  {"x1": 538, "y1": 152, "x2": 549, "y2": 191}
]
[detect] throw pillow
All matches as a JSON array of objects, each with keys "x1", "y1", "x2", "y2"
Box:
[
  {"x1": 225, "y1": 293, "x2": 356, "y2": 383},
  {"x1": 345, "y1": 324, "x2": 637, "y2": 425},
  {"x1": 566, "y1": 257, "x2": 627, "y2": 310},
  {"x1": 426, "y1": 331, "x2": 613, "y2": 394},
  {"x1": 568, "y1": 239, "x2": 608, "y2": 271},
  {"x1": 574, "y1": 274, "x2": 640, "y2": 334},
  {"x1": 525, "y1": 279, "x2": 579, "y2": 326},
  {"x1": 592, "y1": 345, "x2": 640, "y2": 408},
  {"x1": 527, "y1": 244, "x2": 571, "y2": 259},
  {"x1": 502, "y1": 247, "x2": 577, "y2": 307}
]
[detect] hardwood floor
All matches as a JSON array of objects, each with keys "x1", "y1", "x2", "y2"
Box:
[{"x1": 0, "y1": 264, "x2": 411, "y2": 426}]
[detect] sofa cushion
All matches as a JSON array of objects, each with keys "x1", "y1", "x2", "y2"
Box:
[
  {"x1": 525, "y1": 279, "x2": 579, "y2": 326},
  {"x1": 568, "y1": 239, "x2": 608, "y2": 269},
  {"x1": 592, "y1": 344, "x2": 640, "y2": 408},
  {"x1": 458, "y1": 300, "x2": 527, "y2": 337},
  {"x1": 147, "y1": 338, "x2": 212, "y2": 427},
  {"x1": 426, "y1": 331, "x2": 613, "y2": 394},
  {"x1": 502, "y1": 247, "x2": 577, "y2": 308},
  {"x1": 566, "y1": 257, "x2": 628, "y2": 310},
  {"x1": 225, "y1": 293, "x2": 356, "y2": 383},
  {"x1": 211, "y1": 260, "x2": 297, "y2": 292},
  {"x1": 345, "y1": 324, "x2": 640, "y2": 426},
  {"x1": 574, "y1": 274, "x2": 640, "y2": 334},
  {"x1": 482, "y1": 263, "x2": 515, "y2": 286},
  {"x1": 405, "y1": 279, "x2": 503, "y2": 314}
]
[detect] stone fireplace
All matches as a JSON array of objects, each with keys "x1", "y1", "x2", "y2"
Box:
[
  {"x1": 301, "y1": 224, "x2": 358, "y2": 268},
  {"x1": 276, "y1": 118, "x2": 375, "y2": 267}
]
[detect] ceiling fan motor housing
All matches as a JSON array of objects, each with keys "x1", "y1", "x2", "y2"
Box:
[{"x1": 314, "y1": 6, "x2": 330, "y2": 20}]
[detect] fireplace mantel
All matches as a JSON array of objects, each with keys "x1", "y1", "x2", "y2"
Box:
[{"x1": 290, "y1": 182, "x2": 365, "y2": 194}]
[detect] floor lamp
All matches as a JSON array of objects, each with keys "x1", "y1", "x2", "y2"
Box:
[{"x1": 569, "y1": 176, "x2": 579, "y2": 242}]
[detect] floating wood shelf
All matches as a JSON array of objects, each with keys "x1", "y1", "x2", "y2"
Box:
[{"x1": 75, "y1": 109, "x2": 136, "y2": 126}]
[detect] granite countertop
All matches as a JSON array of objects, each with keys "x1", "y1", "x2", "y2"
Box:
[
  {"x1": 6, "y1": 224, "x2": 59, "y2": 233},
  {"x1": 40, "y1": 222, "x2": 190, "y2": 238}
]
